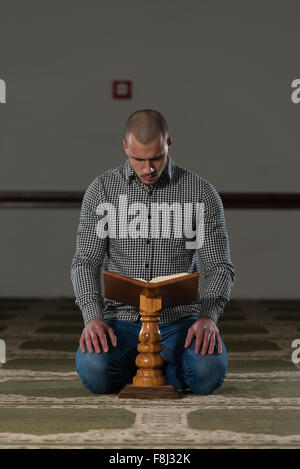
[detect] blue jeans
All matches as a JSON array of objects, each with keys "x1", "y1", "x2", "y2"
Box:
[{"x1": 76, "y1": 316, "x2": 228, "y2": 395}]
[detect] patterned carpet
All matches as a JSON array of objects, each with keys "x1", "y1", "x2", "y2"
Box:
[{"x1": 0, "y1": 298, "x2": 300, "y2": 448}]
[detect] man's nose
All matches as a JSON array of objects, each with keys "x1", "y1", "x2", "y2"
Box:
[{"x1": 143, "y1": 161, "x2": 154, "y2": 174}]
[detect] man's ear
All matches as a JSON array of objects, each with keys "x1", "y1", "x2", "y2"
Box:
[
  {"x1": 167, "y1": 136, "x2": 173, "y2": 149},
  {"x1": 122, "y1": 138, "x2": 129, "y2": 155}
]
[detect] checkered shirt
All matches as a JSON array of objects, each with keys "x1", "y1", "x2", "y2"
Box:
[{"x1": 71, "y1": 155, "x2": 235, "y2": 326}]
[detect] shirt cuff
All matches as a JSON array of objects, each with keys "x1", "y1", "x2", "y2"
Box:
[
  {"x1": 197, "y1": 298, "x2": 226, "y2": 324},
  {"x1": 80, "y1": 303, "x2": 104, "y2": 326}
]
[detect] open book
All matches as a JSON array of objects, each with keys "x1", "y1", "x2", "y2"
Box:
[
  {"x1": 134, "y1": 272, "x2": 189, "y2": 284},
  {"x1": 102, "y1": 270, "x2": 200, "y2": 308}
]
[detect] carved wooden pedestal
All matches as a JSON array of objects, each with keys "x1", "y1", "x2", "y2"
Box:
[{"x1": 119, "y1": 287, "x2": 180, "y2": 399}]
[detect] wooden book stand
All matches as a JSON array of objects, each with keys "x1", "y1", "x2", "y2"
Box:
[{"x1": 102, "y1": 270, "x2": 200, "y2": 399}]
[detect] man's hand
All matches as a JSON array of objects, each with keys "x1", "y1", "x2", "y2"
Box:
[
  {"x1": 79, "y1": 318, "x2": 117, "y2": 354},
  {"x1": 184, "y1": 316, "x2": 222, "y2": 355}
]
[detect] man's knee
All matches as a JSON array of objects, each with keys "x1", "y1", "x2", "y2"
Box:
[
  {"x1": 183, "y1": 348, "x2": 228, "y2": 395},
  {"x1": 76, "y1": 347, "x2": 116, "y2": 394},
  {"x1": 190, "y1": 367, "x2": 226, "y2": 395}
]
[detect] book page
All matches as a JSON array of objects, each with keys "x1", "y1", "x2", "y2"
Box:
[
  {"x1": 133, "y1": 272, "x2": 188, "y2": 283},
  {"x1": 150, "y1": 272, "x2": 188, "y2": 283}
]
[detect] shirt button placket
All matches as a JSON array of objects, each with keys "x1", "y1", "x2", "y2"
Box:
[{"x1": 146, "y1": 188, "x2": 153, "y2": 277}]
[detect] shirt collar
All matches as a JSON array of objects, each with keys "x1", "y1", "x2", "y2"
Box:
[{"x1": 123, "y1": 155, "x2": 175, "y2": 184}]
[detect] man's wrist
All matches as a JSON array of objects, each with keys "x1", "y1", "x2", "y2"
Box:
[{"x1": 196, "y1": 313, "x2": 217, "y2": 324}]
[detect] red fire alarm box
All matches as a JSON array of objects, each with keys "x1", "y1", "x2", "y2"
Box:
[{"x1": 112, "y1": 80, "x2": 132, "y2": 99}]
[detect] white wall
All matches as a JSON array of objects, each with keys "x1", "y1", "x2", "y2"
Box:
[{"x1": 0, "y1": 1, "x2": 299, "y2": 298}]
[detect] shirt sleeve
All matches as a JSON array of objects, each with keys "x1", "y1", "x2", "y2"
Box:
[
  {"x1": 71, "y1": 176, "x2": 108, "y2": 326},
  {"x1": 197, "y1": 180, "x2": 235, "y2": 323}
]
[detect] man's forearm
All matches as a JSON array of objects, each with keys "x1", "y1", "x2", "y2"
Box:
[
  {"x1": 71, "y1": 258, "x2": 105, "y2": 326},
  {"x1": 198, "y1": 262, "x2": 235, "y2": 323}
]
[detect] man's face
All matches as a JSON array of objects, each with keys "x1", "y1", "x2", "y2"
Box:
[{"x1": 123, "y1": 133, "x2": 172, "y2": 186}]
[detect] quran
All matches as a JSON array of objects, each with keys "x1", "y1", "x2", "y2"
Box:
[{"x1": 102, "y1": 270, "x2": 200, "y2": 309}]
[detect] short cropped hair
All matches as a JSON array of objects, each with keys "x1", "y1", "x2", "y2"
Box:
[{"x1": 125, "y1": 109, "x2": 169, "y2": 144}]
